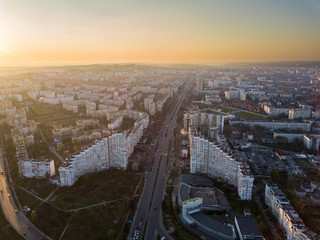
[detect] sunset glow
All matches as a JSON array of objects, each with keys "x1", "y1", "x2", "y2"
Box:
[{"x1": 0, "y1": 0, "x2": 320, "y2": 65}]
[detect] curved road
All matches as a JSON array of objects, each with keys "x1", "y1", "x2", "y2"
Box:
[{"x1": 0, "y1": 140, "x2": 51, "y2": 240}]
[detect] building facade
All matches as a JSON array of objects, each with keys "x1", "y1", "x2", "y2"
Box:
[
  {"x1": 265, "y1": 183, "x2": 312, "y2": 240},
  {"x1": 19, "y1": 159, "x2": 55, "y2": 178},
  {"x1": 59, "y1": 111, "x2": 149, "y2": 186},
  {"x1": 190, "y1": 133, "x2": 253, "y2": 200}
]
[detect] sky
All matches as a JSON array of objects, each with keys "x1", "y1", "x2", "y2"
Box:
[{"x1": 0, "y1": 0, "x2": 320, "y2": 65}]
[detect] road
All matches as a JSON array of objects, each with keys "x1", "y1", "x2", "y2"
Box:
[
  {"x1": 38, "y1": 128, "x2": 65, "y2": 163},
  {"x1": 0, "y1": 139, "x2": 51, "y2": 240},
  {"x1": 128, "y1": 77, "x2": 192, "y2": 240}
]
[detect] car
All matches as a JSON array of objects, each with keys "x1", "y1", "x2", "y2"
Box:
[
  {"x1": 27, "y1": 226, "x2": 31, "y2": 230},
  {"x1": 14, "y1": 209, "x2": 18, "y2": 213}
]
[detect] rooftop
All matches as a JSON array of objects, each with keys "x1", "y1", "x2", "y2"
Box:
[
  {"x1": 235, "y1": 216, "x2": 264, "y2": 239},
  {"x1": 190, "y1": 211, "x2": 234, "y2": 236}
]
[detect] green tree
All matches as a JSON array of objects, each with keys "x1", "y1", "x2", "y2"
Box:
[
  {"x1": 107, "y1": 229, "x2": 114, "y2": 240},
  {"x1": 57, "y1": 144, "x2": 65, "y2": 153}
]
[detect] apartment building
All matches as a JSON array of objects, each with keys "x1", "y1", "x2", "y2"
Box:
[
  {"x1": 126, "y1": 97, "x2": 134, "y2": 110},
  {"x1": 108, "y1": 116, "x2": 123, "y2": 130},
  {"x1": 76, "y1": 119, "x2": 100, "y2": 129},
  {"x1": 63, "y1": 102, "x2": 78, "y2": 113},
  {"x1": 6, "y1": 108, "x2": 27, "y2": 127},
  {"x1": 19, "y1": 159, "x2": 55, "y2": 178},
  {"x1": 12, "y1": 134, "x2": 55, "y2": 178},
  {"x1": 59, "y1": 111, "x2": 149, "y2": 186},
  {"x1": 265, "y1": 183, "x2": 313, "y2": 240},
  {"x1": 108, "y1": 133, "x2": 127, "y2": 169},
  {"x1": 156, "y1": 95, "x2": 169, "y2": 112},
  {"x1": 190, "y1": 133, "x2": 253, "y2": 200},
  {"x1": 184, "y1": 109, "x2": 233, "y2": 133},
  {"x1": 59, "y1": 138, "x2": 109, "y2": 186},
  {"x1": 288, "y1": 109, "x2": 311, "y2": 120},
  {"x1": 230, "y1": 121, "x2": 312, "y2": 132},
  {"x1": 263, "y1": 105, "x2": 289, "y2": 116},
  {"x1": 224, "y1": 90, "x2": 246, "y2": 101},
  {"x1": 144, "y1": 97, "x2": 156, "y2": 115},
  {"x1": 303, "y1": 135, "x2": 320, "y2": 153}
]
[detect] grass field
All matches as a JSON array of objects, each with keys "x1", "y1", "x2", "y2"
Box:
[
  {"x1": 30, "y1": 203, "x2": 71, "y2": 240},
  {"x1": 220, "y1": 107, "x2": 235, "y2": 113},
  {"x1": 28, "y1": 104, "x2": 62, "y2": 117},
  {"x1": 15, "y1": 187, "x2": 42, "y2": 211},
  {"x1": 50, "y1": 169, "x2": 141, "y2": 210},
  {"x1": 26, "y1": 169, "x2": 142, "y2": 240},
  {"x1": 237, "y1": 111, "x2": 263, "y2": 119},
  {"x1": 27, "y1": 103, "x2": 77, "y2": 126},
  {"x1": 0, "y1": 206, "x2": 24, "y2": 240},
  {"x1": 62, "y1": 201, "x2": 129, "y2": 240}
]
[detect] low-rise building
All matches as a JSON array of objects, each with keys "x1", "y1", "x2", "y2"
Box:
[
  {"x1": 230, "y1": 121, "x2": 312, "y2": 133},
  {"x1": 19, "y1": 159, "x2": 55, "y2": 178},
  {"x1": 234, "y1": 216, "x2": 264, "y2": 240}
]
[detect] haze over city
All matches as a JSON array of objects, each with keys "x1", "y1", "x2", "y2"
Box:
[
  {"x1": 0, "y1": 1, "x2": 320, "y2": 240},
  {"x1": 0, "y1": 0, "x2": 320, "y2": 65}
]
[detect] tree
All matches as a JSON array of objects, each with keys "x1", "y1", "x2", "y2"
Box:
[
  {"x1": 57, "y1": 143, "x2": 65, "y2": 153},
  {"x1": 223, "y1": 125, "x2": 232, "y2": 138},
  {"x1": 107, "y1": 229, "x2": 115, "y2": 240},
  {"x1": 124, "y1": 222, "x2": 129, "y2": 233},
  {"x1": 129, "y1": 199, "x2": 135, "y2": 210},
  {"x1": 162, "y1": 200, "x2": 168, "y2": 211}
]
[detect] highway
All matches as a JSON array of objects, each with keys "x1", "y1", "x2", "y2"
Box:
[
  {"x1": 0, "y1": 139, "x2": 51, "y2": 240},
  {"x1": 128, "y1": 76, "x2": 192, "y2": 240}
]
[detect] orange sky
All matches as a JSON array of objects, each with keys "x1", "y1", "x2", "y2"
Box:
[{"x1": 0, "y1": 0, "x2": 320, "y2": 65}]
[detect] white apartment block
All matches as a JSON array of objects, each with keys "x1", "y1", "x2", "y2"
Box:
[
  {"x1": 288, "y1": 109, "x2": 311, "y2": 120},
  {"x1": 108, "y1": 133, "x2": 127, "y2": 169},
  {"x1": 303, "y1": 135, "x2": 320, "y2": 152},
  {"x1": 76, "y1": 119, "x2": 100, "y2": 129},
  {"x1": 59, "y1": 111, "x2": 149, "y2": 186},
  {"x1": 156, "y1": 95, "x2": 169, "y2": 112},
  {"x1": 184, "y1": 110, "x2": 230, "y2": 133},
  {"x1": 230, "y1": 121, "x2": 312, "y2": 132},
  {"x1": 59, "y1": 138, "x2": 109, "y2": 186},
  {"x1": 126, "y1": 97, "x2": 134, "y2": 110},
  {"x1": 63, "y1": 102, "x2": 78, "y2": 113},
  {"x1": 264, "y1": 105, "x2": 289, "y2": 116},
  {"x1": 144, "y1": 97, "x2": 156, "y2": 115},
  {"x1": 42, "y1": 97, "x2": 59, "y2": 105},
  {"x1": 190, "y1": 133, "x2": 253, "y2": 200},
  {"x1": 265, "y1": 183, "x2": 312, "y2": 240},
  {"x1": 149, "y1": 101, "x2": 156, "y2": 115},
  {"x1": 224, "y1": 90, "x2": 246, "y2": 101},
  {"x1": 19, "y1": 159, "x2": 55, "y2": 178},
  {"x1": 6, "y1": 108, "x2": 27, "y2": 127},
  {"x1": 99, "y1": 104, "x2": 118, "y2": 111},
  {"x1": 108, "y1": 116, "x2": 123, "y2": 130},
  {"x1": 86, "y1": 102, "x2": 97, "y2": 111}
]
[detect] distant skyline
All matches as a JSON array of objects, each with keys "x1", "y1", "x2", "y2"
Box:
[{"x1": 0, "y1": 0, "x2": 320, "y2": 66}]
